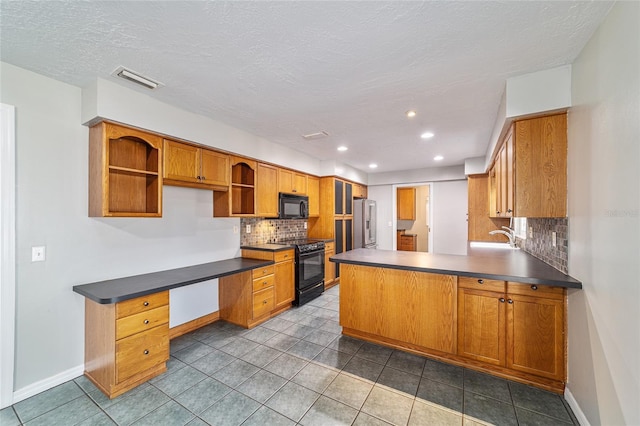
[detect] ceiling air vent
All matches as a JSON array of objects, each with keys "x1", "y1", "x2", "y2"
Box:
[
  {"x1": 302, "y1": 131, "x2": 329, "y2": 140},
  {"x1": 112, "y1": 66, "x2": 162, "y2": 90}
]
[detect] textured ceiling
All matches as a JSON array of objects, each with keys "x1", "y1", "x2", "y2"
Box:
[{"x1": 0, "y1": 1, "x2": 612, "y2": 173}]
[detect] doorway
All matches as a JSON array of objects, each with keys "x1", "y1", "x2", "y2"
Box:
[{"x1": 395, "y1": 183, "x2": 432, "y2": 253}]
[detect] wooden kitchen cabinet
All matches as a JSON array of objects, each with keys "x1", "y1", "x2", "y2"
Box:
[
  {"x1": 214, "y1": 156, "x2": 256, "y2": 217},
  {"x1": 324, "y1": 241, "x2": 336, "y2": 288},
  {"x1": 457, "y1": 277, "x2": 566, "y2": 382},
  {"x1": 467, "y1": 174, "x2": 510, "y2": 242},
  {"x1": 340, "y1": 264, "x2": 457, "y2": 354},
  {"x1": 89, "y1": 121, "x2": 163, "y2": 217},
  {"x1": 490, "y1": 113, "x2": 567, "y2": 218},
  {"x1": 398, "y1": 233, "x2": 417, "y2": 251},
  {"x1": 397, "y1": 187, "x2": 416, "y2": 220},
  {"x1": 307, "y1": 176, "x2": 320, "y2": 217},
  {"x1": 256, "y1": 163, "x2": 279, "y2": 217},
  {"x1": 352, "y1": 183, "x2": 367, "y2": 199},
  {"x1": 278, "y1": 168, "x2": 307, "y2": 195},
  {"x1": 163, "y1": 139, "x2": 229, "y2": 190},
  {"x1": 84, "y1": 292, "x2": 169, "y2": 398},
  {"x1": 236, "y1": 249, "x2": 295, "y2": 326}
]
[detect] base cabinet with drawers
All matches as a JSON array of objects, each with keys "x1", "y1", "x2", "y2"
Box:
[{"x1": 84, "y1": 292, "x2": 170, "y2": 399}]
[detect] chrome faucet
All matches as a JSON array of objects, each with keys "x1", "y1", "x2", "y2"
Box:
[{"x1": 489, "y1": 226, "x2": 517, "y2": 248}]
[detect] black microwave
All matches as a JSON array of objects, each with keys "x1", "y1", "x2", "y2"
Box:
[{"x1": 279, "y1": 193, "x2": 309, "y2": 219}]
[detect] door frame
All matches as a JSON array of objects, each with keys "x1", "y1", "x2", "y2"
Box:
[
  {"x1": 393, "y1": 182, "x2": 433, "y2": 253},
  {"x1": 0, "y1": 103, "x2": 16, "y2": 408}
]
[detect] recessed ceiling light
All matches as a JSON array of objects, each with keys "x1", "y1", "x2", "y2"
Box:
[
  {"x1": 337, "y1": 146, "x2": 348, "y2": 152},
  {"x1": 369, "y1": 163, "x2": 378, "y2": 169},
  {"x1": 406, "y1": 110, "x2": 417, "y2": 118},
  {"x1": 434, "y1": 155, "x2": 444, "y2": 161},
  {"x1": 421, "y1": 132, "x2": 435, "y2": 139}
]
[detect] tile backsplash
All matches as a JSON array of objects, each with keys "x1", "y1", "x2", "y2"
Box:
[
  {"x1": 516, "y1": 218, "x2": 568, "y2": 273},
  {"x1": 240, "y1": 218, "x2": 307, "y2": 246}
]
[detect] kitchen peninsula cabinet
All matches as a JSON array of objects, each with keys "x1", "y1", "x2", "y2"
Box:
[
  {"x1": 490, "y1": 113, "x2": 567, "y2": 218},
  {"x1": 163, "y1": 139, "x2": 229, "y2": 190},
  {"x1": 89, "y1": 122, "x2": 163, "y2": 217}
]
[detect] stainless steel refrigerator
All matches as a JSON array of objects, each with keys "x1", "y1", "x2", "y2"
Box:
[{"x1": 353, "y1": 199, "x2": 377, "y2": 248}]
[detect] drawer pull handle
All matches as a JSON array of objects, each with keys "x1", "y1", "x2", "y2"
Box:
[
  {"x1": 144, "y1": 319, "x2": 150, "y2": 324},
  {"x1": 507, "y1": 299, "x2": 514, "y2": 304},
  {"x1": 263, "y1": 300, "x2": 267, "y2": 305},
  {"x1": 263, "y1": 281, "x2": 268, "y2": 285},
  {"x1": 143, "y1": 301, "x2": 149, "y2": 307},
  {"x1": 143, "y1": 350, "x2": 149, "y2": 355},
  {"x1": 499, "y1": 297, "x2": 505, "y2": 303},
  {"x1": 477, "y1": 279, "x2": 484, "y2": 284},
  {"x1": 531, "y1": 285, "x2": 538, "y2": 290}
]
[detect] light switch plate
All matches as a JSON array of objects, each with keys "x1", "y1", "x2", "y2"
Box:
[
  {"x1": 32, "y1": 246, "x2": 46, "y2": 262},
  {"x1": 528, "y1": 226, "x2": 533, "y2": 238},
  {"x1": 233, "y1": 226, "x2": 239, "y2": 234},
  {"x1": 245, "y1": 224, "x2": 251, "y2": 233},
  {"x1": 303, "y1": 222, "x2": 307, "y2": 229},
  {"x1": 552, "y1": 231, "x2": 557, "y2": 247}
]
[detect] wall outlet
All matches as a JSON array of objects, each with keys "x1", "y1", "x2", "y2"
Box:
[
  {"x1": 245, "y1": 224, "x2": 251, "y2": 234},
  {"x1": 528, "y1": 226, "x2": 533, "y2": 238},
  {"x1": 552, "y1": 231, "x2": 557, "y2": 247},
  {"x1": 32, "y1": 246, "x2": 46, "y2": 262},
  {"x1": 303, "y1": 222, "x2": 307, "y2": 229},
  {"x1": 233, "y1": 225, "x2": 239, "y2": 234}
]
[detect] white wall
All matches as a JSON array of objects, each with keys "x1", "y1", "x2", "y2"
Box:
[
  {"x1": 566, "y1": 2, "x2": 640, "y2": 425},
  {"x1": 370, "y1": 180, "x2": 467, "y2": 255},
  {"x1": 0, "y1": 62, "x2": 245, "y2": 393}
]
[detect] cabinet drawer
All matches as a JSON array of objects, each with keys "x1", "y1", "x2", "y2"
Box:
[
  {"x1": 324, "y1": 242, "x2": 335, "y2": 251},
  {"x1": 116, "y1": 305, "x2": 169, "y2": 340},
  {"x1": 115, "y1": 324, "x2": 169, "y2": 383},
  {"x1": 253, "y1": 274, "x2": 275, "y2": 292},
  {"x1": 275, "y1": 250, "x2": 294, "y2": 263},
  {"x1": 459, "y1": 277, "x2": 506, "y2": 293},
  {"x1": 252, "y1": 265, "x2": 275, "y2": 280},
  {"x1": 252, "y1": 287, "x2": 274, "y2": 319},
  {"x1": 507, "y1": 282, "x2": 565, "y2": 300},
  {"x1": 116, "y1": 292, "x2": 169, "y2": 318}
]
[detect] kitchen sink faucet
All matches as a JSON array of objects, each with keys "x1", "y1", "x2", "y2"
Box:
[{"x1": 489, "y1": 226, "x2": 517, "y2": 248}]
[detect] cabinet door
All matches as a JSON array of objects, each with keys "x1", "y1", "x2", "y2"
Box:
[
  {"x1": 200, "y1": 149, "x2": 230, "y2": 187},
  {"x1": 345, "y1": 219, "x2": 353, "y2": 251},
  {"x1": 307, "y1": 176, "x2": 320, "y2": 217},
  {"x1": 457, "y1": 288, "x2": 506, "y2": 366},
  {"x1": 293, "y1": 173, "x2": 307, "y2": 195},
  {"x1": 324, "y1": 246, "x2": 335, "y2": 287},
  {"x1": 468, "y1": 174, "x2": 510, "y2": 242},
  {"x1": 163, "y1": 140, "x2": 200, "y2": 183},
  {"x1": 256, "y1": 163, "x2": 279, "y2": 217},
  {"x1": 345, "y1": 183, "x2": 353, "y2": 215},
  {"x1": 334, "y1": 219, "x2": 343, "y2": 278},
  {"x1": 334, "y1": 180, "x2": 344, "y2": 215},
  {"x1": 397, "y1": 188, "x2": 416, "y2": 220},
  {"x1": 274, "y1": 257, "x2": 294, "y2": 309},
  {"x1": 505, "y1": 132, "x2": 514, "y2": 216},
  {"x1": 506, "y1": 293, "x2": 565, "y2": 381}
]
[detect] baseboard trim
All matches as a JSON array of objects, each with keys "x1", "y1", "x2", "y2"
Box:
[
  {"x1": 169, "y1": 311, "x2": 220, "y2": 340},
  {"x1": 13, "y1": 364, "x2": 84, "y2": 404},
  {"x1": 565, "y1": 386, "x2": 590, "y2": 426}
]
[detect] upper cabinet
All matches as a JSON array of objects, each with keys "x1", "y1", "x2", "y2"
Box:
[
  {"x1": 490, "y1": 113, "x2": 567, "y2": 218},
  {"x1": 307, "y1": 176, "x2": 320, "y2": 217},
  {"x1": 468, "y1": 174, "x2": 510, "y2": 242},
  {"x1": 89, "y1": 122, "x2": 163, "y2": 217},
  {"x1": 163, "y1": 139, "x2": 229, "y2": 190},
  {"x1": 352, "y1": 183, "x2": 367, "y2": 199},
  {"x1": 214, "y1": 156, "x2": 256, "y2": 217},
  {"x1": 397, "y1": 187, "x2": 416, "y2": 220},
  {"x1": 256, "y1": 163, "x2": 279, "y2": 218},
  {"x1": 278, "y1": 169, "x2": 307, "y2": 195}
]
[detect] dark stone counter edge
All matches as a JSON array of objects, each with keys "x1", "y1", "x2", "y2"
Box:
[
  {"x1": 240, "y1": 245, "x2": 294, "y2": 252},
  {"x1": 330, "y1": 258, "x2": 582, "y2": 289},
  {"x1": 73, "y1": 258, "x2": 275, "y2": 304}
]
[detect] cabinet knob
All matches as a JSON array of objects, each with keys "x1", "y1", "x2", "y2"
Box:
[
  {"x1": 201, "y1": 176, "x2": 205, "y2": 180},
  {"x1": 263, "y1": 281, "x2": 268, "y2": 285},
  {"x1": 477, "y1": 279, "x2": 484, "y2": 284},
  {"x1": 263, "y1": 300, "x2": 268, "y2": 305},
  {"x1": 143, "y1": 349, "x2": 149, "y2": 355},
  {"x1": 292, "y1": 189, "x2": 297, "y2": 193},
  {"x1": 507, "y1": 299, "x2": 514, "y2": 304},
  {"x1": 531, "y1": 285, "x2": 538, "y2": 291},
  {"x1": 263, "y1": 269, "x2": 268, "y2": 274},
  {"x1": 496, "y1": 211, "x2": 501, "y2": 215},
  {"x1": 144, "y1": 319, "x2": 149, "y2": 324},
  {"x1": 507, "y1": 209, "x2": 513, "y2": 213},
  {"x1": 499, "y1": 297, "x2": 505, "y2": 303},
  {"x1": 143, "y1": 301, "x2": 149, "y2": 307}
]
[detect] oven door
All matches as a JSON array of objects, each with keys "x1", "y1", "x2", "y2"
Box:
[{"x1": 297, "y1": 249, "x2": 325, "y2": 290}]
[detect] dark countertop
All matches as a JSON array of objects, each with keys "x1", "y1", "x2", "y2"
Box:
[
  {"x1": 330, "y1": 248, "x2": 582, "y2": 289},
  {"x1": 241, "y1": 244, "x2": 294, "y2": 252},
  {"x1": 73, "y1": 258, "x2": 274, "y2": 304}
]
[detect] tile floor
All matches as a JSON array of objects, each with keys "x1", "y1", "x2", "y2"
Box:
[{"x1": 0, "y1": 285, "x2": 579, "y2": 426}]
